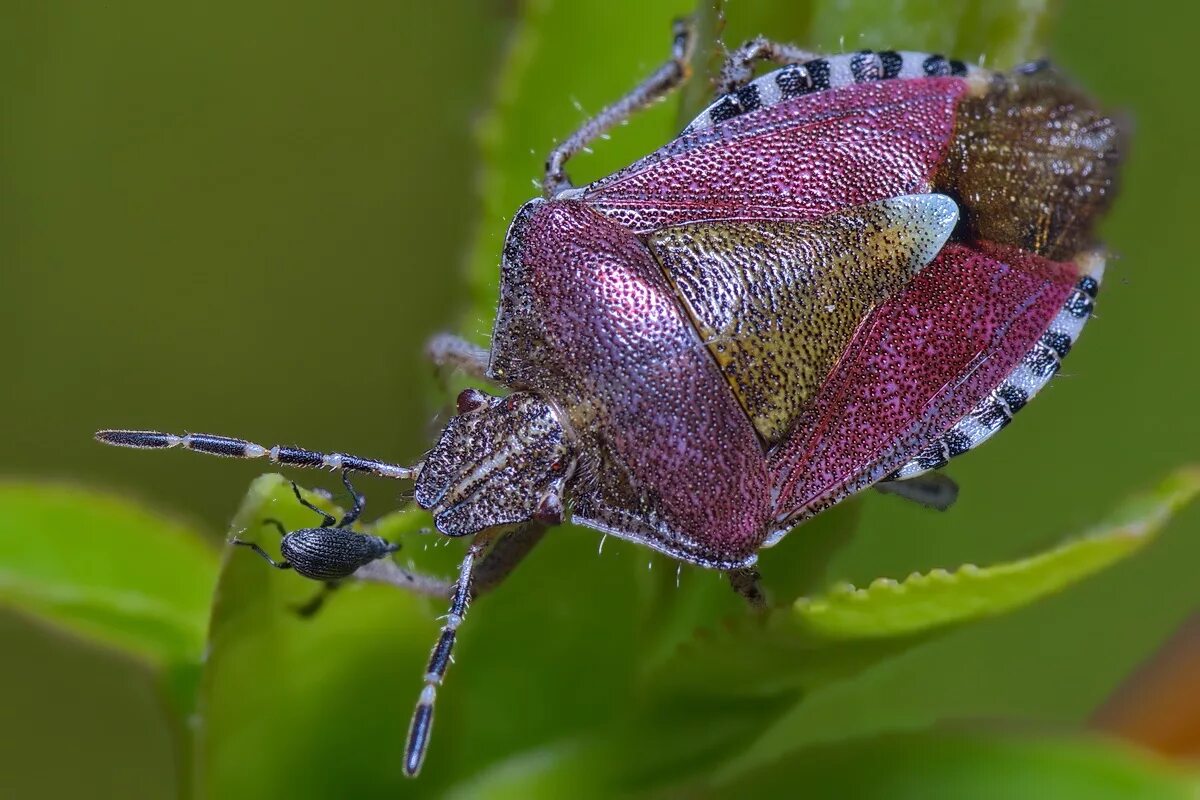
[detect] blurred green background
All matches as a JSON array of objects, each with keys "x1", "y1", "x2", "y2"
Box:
[{"x1": 3, "y1": 1, "x2": 1198, "y2": 798}]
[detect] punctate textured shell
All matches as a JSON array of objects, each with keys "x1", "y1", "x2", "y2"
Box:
[
  {"x1": 580, "y1": 77, "x2": 968, "y2": 230},
  {"x1": 492, "y1": 199, "x2": 769, "y2": 567},
  {"x1": 647, "y1": 194, "x2": 958, "y2": 443},
  {"x1": 767, "y1": 241, "x2": 1081, "y2": 531},
  {"x1": 492, "y1": 52, "x2": 1123, "y2": 567}
]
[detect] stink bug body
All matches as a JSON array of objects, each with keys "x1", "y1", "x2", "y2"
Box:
[{"x1": 96, "y1": 21, "x2": 1124, "y2": 777}]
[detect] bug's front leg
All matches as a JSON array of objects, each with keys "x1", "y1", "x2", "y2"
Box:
[
  {"x1": 716, "y1": 36, "x2": 820, "y2": 95},
  {"x1": 354, "y1": 520, "x2": 545, "y2": 601},
  {"x1": 285, "y1": 525, "x2": 544, "y2": 619},
  {"x1": 542, "y1": 18, "x2": 695, "y2": 197},
  {"x1": 425, "y1": 333, "x2": 491, "y2": 382},
  {"x1": 403, "y1": 530, "x2": 498, "y2": 777},
  {"x1": 471, "y1": 521, "x2": 547, "y2": 595}
]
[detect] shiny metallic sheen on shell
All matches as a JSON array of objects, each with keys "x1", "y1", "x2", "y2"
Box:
[
  {"x1": 476, "y1": 55, "x2": 1122, "y2": 568},
  {"x1": 648, "y1": 194, "x2": 958, "y2": 443}
]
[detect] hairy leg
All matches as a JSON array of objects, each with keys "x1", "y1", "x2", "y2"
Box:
[
  {"x1": 403, "y1": 530, "x2": 499, "y2": 776},
  {"x1": 716, "y1": 36, "x2": 820, "y2": 95},
  {"x1": 425, "y1": 332, "x2": 491, "y2": 382},
  {"x1": 543, "y1": 19, "x2": 695, "y2": 197}
]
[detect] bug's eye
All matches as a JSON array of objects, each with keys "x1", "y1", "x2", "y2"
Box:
[{"x1": 456, "y1": 388, "x2": 490, "y2": 415}]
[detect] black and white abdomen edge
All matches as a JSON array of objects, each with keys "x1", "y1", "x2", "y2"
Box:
[
  {"x1": 891, "y1": 250, "x2": 1105, "y2": 481},
  {"x1": 683, "y1": 50, "x2": 986, "y2": 134}
]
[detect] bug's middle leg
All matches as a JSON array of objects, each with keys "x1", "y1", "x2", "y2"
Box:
[
  {"x1": 726, "y1": 566, "x2": 768, "y2": 610},
  {"x1": 717, "y1": 37, "x2": 821, "y2": 95},
  {"x1": 231, "y1": 539, "x2": 292, "y2": 570},
  {"x1": 294, "y1": 581, "x2": 341, "y2": 618},
  {"x1": 543, "y1": 18, "x2": 695, "y2": 197}
]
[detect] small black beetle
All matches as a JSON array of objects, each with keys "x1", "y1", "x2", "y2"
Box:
[{"x1": 233, "y1": 470, "x2": 399, "y2": 615}]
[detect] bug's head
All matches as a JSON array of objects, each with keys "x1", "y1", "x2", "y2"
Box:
[{"x1": 414, "y1": 390, "x2": 576, "y2": 536}]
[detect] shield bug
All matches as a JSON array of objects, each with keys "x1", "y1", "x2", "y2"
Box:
[{"x1": 96, "y1": 20, "x2": 1124, "y2": 776}]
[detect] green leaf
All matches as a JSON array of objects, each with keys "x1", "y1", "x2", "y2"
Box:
[
  {"x1": 713, "y1": 467, "x2": 1200, "y2": 781},
  {"x1": 445, "y1": 733, "x2": 1200, "y2": 799},
  {"x1": 793, "y1": 466, "x2": 1200, "y2": 639},
  {"x1": 195, "y1": 474, "x2": 441, "y2": 799},
  {"x1": 710, "y1": 732, "x2": 1199, "y2": 799},
  {"x1": 565, "y1": 467, "x2": 1196, "y2": 793},
  {"x1": 442, "y1": 740, "x2": 603, "y2": 800},
  {"x1": 0, "y1": 482, "x2": 219, "y2": 799},
  {"x1": 0, "y1": 481, "x2": 217, "y2": 665},
  {"x1": 194, "y1": 469, "x2": 683, "y2": 798}
]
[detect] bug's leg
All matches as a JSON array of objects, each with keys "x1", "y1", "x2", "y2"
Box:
[
  {"x1": 289, "y1": 480, "x2": 337, "y2": 527},
  {"x1": 262, "y1": 518, "x2": 288, "y2": 538},
  {"x1": 354, "y1": 520, "x2": 541, "y2": 602},
  {"x1": 334, "y1": 469, "x2": 365, "y2": 528},
  {"x1": 726, "y1": 566, "x2": 768, "y2": 610},
  {"x1": 231, "y1": 539, "x2": 292, "y2": 570},
  {"x1": 716, "y1": 37, "x2": 821, "y2": 95},
  {"x1": 874, "y1": 472, "x2": 960, "y2": 511},
  {"x1": 293, "y1": 581, "x2": 341, "y2": 618},
  {"x1": 471, "y1": 521, "x2": 547, "y2": 595},
  {"x1": 95, "y1": 429, "x2": 419, "y2": 481},
  {"x1": 404, "y1": 531, "x2": 498, "y2": 777},
  {"x1": 355, "y1": 558, "x2": 453, "y2": 599},
  {"x1": 543, "y1": 18, "x2": 695, "y2": 197},
  {"x1": 425, "y1": 333, "x2": 491, "y2": 382}
]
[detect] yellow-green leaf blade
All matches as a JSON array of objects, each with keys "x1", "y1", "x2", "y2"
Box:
[
  {"x1": 794, "y1": 467, "x2": 1200, "y2": 640},
  {"x1": 712, "y1": 732, "x2": 1199, "y2": 799},
  {"x1": 196, "y1": 474, "x2": 463, "y2": 798},
  {"x1": 0, "y1": 481, "x2": 218, "y2": 665}
]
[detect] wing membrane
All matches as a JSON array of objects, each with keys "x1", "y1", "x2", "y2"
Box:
[{"x1": 648, "y1": 195, "x2": 958, "y2": 443}]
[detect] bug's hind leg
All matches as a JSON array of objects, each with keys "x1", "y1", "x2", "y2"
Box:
[
  {"x1": 717, "y1": 36, "x2": 821, "y2": 95},
  {"x1": 543, "y1": 18, "x2": 695, "y2": 197},
  {"x1": 874, "y1": 472, "x2": 960, "y2": 511},
  {"x1": 293, "y1": 581, "x2": 341, "y2": 618},
  {"x1": 726, "y1": 566, "x2": 768, "y2": 610}
]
